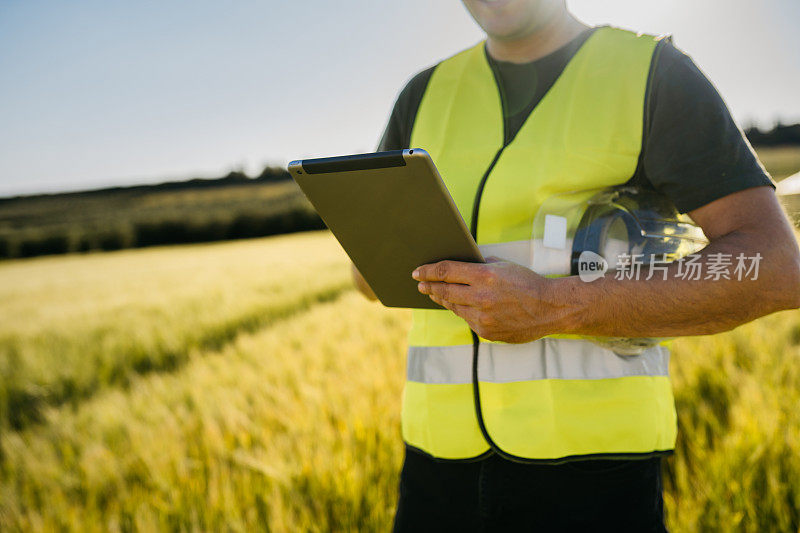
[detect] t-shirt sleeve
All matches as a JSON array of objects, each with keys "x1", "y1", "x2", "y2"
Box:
[
  {"x1": 376, "y1": 66, "x2": 437, "y2": 152},
  {"x1": 640, "y1": 40, "x2": 776, "y2": 214}
]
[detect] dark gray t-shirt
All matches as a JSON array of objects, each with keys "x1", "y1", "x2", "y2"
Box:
[{"x1": 377, "y1": 27, "x2": 775, "y2": 214}]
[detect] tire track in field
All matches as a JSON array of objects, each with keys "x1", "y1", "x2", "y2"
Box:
[{"x1": 2, "y1": 284, "x2": 354, "y2": 432}]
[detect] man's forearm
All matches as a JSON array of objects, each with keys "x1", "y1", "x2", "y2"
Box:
[{"x1": 550, "y1": 229, "x2": 800, "y2": 338}]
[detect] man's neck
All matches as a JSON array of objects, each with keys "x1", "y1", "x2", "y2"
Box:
[{"x1": 486, "y1": 13, "x2": 590, "y2": 64}]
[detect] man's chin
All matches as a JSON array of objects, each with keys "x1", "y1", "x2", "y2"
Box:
[{"x1": 483, "y1": 21, "x2": 542, "y2": 43}]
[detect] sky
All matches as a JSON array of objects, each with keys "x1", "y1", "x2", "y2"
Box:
[{"x1": 1, "y1": 0, "x2": 798, "y2": 197}]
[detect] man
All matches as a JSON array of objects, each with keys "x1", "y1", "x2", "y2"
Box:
[{"x1": 352, "y1": 1, "x2": 800, "y2": 530}]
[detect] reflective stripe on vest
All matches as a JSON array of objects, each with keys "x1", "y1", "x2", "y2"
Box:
[
  {"x1": 408, "y1": 341, "x2": 670, "y2": 384},
  {"x1": 402, "y1": 27, "x2": 678, "y2": 461}
]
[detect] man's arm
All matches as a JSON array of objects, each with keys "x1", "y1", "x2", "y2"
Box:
[
  {"x1": 554, "y1": 185, "x2": 800, "y2": 337},
  {"x1": 413, "y1": 185, "x2": 800, "y2": 343}
]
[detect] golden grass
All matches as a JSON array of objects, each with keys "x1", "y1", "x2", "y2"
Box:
[
  {"x1": 1, "y1": 292, "x2": 409, "y2": 531},
  {"x1": 0, "y1": 232, "x2": 351, "y2": 429},
  {"x1": 666, "y1": 311, "x2": 800, "y2": 531}
]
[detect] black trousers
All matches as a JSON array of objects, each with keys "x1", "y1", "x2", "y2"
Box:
[{"x1": 392, "y1": 446, "x2": 668, "y2": 532}]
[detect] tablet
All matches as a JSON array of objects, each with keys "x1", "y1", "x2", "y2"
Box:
[{"x1": 287, "y1": 149, "x2": 485, "y2": 309}]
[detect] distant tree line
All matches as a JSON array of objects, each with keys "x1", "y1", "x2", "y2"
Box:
[
  {"x1": 0, "y1": 165, "x2": 327, "y2": 260},
  {"x1": 0, "y1": 165, "x2": 293, "y2": 205},
  {"x1": 744, "y1": 122, "x2": 800, "y2": 147},
  {"x1": 0, "y1": 211, "x2": 325, "y2": 259}
]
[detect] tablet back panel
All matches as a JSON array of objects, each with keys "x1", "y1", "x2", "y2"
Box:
[{"x1": 288, "y1": 149, "x2": 484, "y2": 309}]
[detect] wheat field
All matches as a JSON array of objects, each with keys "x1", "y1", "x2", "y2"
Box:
[{"x1": 1, "y1": 230, "x2": 799, "y2": 531}]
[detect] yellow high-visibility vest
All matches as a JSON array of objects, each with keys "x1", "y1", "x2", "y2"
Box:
[{"x1": 403, "y1": 26, "x2": 677, "y2": 462}]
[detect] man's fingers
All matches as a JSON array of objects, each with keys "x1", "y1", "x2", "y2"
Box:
[
  {"x1": 419, "y1": 281, "x2": 476, "y2": 305},
  {"x1": 430, "y1": 294, "x2": 474, "y2": 320},
  {"x1": 413, "y1": 260, "x2": 485, "y2": 284},
  {"x1": 429, "y1": 294, "x2": 452, "y2": 312}
]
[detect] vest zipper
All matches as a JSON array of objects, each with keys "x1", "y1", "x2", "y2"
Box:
[
  {"x1": 467, "y1": 48, "x2": 522, "y2": 462},
  {"x1": 469, "y1": 146, "x2": 523, "y2": 462}
]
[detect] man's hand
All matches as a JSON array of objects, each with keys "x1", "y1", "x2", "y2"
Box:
[{"x1": 412, "y1": 257, "x2": 568, "y2": 343}]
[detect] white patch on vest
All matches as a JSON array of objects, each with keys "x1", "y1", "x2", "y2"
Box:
[{"x1": 542, "y1": 214, "x2": 567, "y2": 249}]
